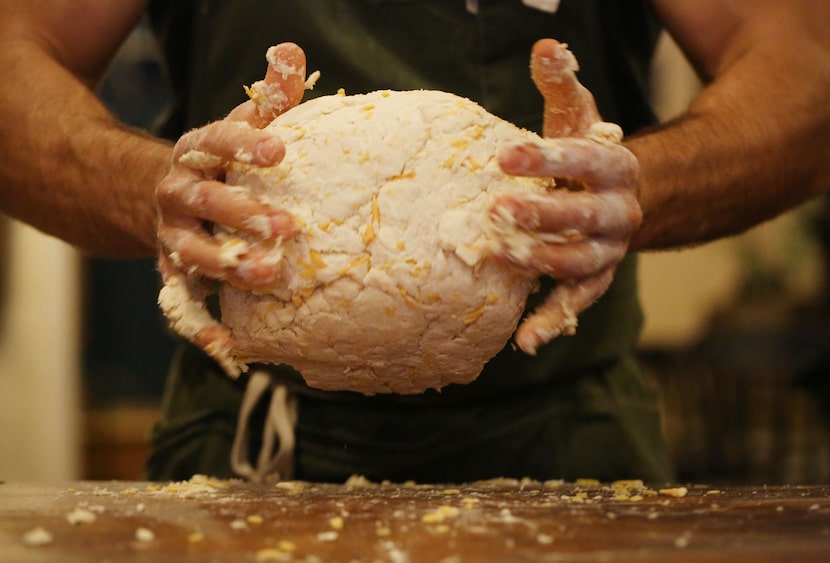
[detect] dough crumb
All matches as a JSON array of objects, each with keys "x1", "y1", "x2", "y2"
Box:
[
  {"x1": 22, "y1": 527, "x2": 53, "y2": 547},
  {"x1": 659, "y1": 487, "x2": 689, "y2": 498},
  {"x1": 66, "y1": 507, "x2": 97, "y2": 525}
]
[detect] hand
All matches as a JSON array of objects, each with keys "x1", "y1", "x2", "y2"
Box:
[
  {"x1": 156, "y1": 43, "x2": 308, "y2": 371},
  {"x1": 157, "y1": 42, "x2": 307, "y2": 288},
  {"x1": 491, "y1": 39, "x2": 642, "y2": 355}
]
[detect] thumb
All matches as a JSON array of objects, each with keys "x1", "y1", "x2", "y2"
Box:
[
  {"x1": 531, "y1": 39, "x2": 601, "y2": 138},
  {"x1": 242, "y1": 42, "x2": 308, "y2": 128}
]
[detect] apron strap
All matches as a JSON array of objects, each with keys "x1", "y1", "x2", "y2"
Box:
[
  {"x1": 467, "y1": 0, "x2": 561, "y2": 15},
  {"x1": 230, "y1": 369, "x2": 299, "y2": 483}
]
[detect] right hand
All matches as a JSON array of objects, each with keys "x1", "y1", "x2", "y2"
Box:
[
  {"x1": 491, "y1": 39, "x2": 642, "y2": 354},
  {"x1": 156, "y1": 42, "x2": 308, "y2": 290}
]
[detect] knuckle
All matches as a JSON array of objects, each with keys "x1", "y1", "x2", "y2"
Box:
[
  {"x1": 172, "y1": 128, "x2": 201, "y2": 159},
  {"x1": 155, "y1": 178, "x2": 179, "y2": 204},
  {"x1": 629, "y1": 204, "x2": 643, "y2": 229},
  {"x1": 157, "y1": 225, "x2": 185, "y2": 253}
]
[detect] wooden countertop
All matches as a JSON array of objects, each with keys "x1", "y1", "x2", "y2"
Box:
[{"x1": 1, "y1": 477, "x2": 829, "y2": 562}]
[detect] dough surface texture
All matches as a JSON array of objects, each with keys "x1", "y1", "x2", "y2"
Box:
[{"x1": 165, "y1": 89, "x2": 551, "y2": 394}]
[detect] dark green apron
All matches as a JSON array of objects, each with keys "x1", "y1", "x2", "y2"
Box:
[{"x1": 146, "y1": 0, "x2": 674, "y2": 483}]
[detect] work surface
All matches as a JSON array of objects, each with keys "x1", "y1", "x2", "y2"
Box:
[{"x1": 1, "y1": 477, "x2": 829, "y2": 562}]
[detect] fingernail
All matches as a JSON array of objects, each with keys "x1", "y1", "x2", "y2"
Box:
[
  {"x1": 498, "y1": 144, "x2": 531, "y2": 172},
  {"x1": 254, "y1": 138, "x2": 283, "y2": 165},
  {"x1": 238, "y1": 259, "x2": 279, "y2": 286}
]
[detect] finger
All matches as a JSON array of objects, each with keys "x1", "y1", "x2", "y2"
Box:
[
  {"x1": 496, "y1": 236, "x2": 627, "y2": 279},
  {"x1": 491, "y1": 190, "x2": 642, "y2": 240},
  {"x1": 173, "y1": 121, "x2": 286, "y2": 169},
  {"x1": 514, "y1": 268, "x2": 615, "y2": 355},
  {"x1": 158, "y1": 249, "x2": 183, "y2": 284},
  {"x1": 157, "y1": 170, "x2": 295, "y2": 240},
  {"x1": 245, "y1": 42, "x2": 308, "y2": 127},
  {"x1": 498, "y1": 137, "x2": 638, "y2": 190},
  {"x1": 530, "y1": 39, "x2": 601, "y2": 138},
  {"x1": 225, "y1": 100, "x2": 259, "y2": 124},
  {"x1": 156, "y1": 265, "x2": 239, "y2": 376},
  {"x1": 262, "y1": 43, "x2": 307, "y2": 113},
  {"x1": 159, "y1": 220, "x2": 284, "y2": 289}
]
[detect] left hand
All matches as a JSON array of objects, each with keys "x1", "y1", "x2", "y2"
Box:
[{"x1": 491, "y1": 39, "x2": 642, "y2": 354}]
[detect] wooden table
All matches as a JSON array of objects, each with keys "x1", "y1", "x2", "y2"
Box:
[{"x1": 1, "y1": 477, "x2": 829, "y2": 561}]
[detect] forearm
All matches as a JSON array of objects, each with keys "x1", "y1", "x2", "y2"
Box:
[
  {"x1": 0, "y1": 38, "x2": 171, "y2": 256},
  {"x1": 628, "y1": 12, "x2": 830, "y2": 251}
]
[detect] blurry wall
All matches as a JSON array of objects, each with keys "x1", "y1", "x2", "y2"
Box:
[{"x1": 0, "y1": 221, "x2": 81, "y2": 481}]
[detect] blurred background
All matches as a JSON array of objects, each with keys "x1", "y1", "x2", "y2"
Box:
[{"x1": 0, "y1": 20, "x2": 828, "y2": 485}]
